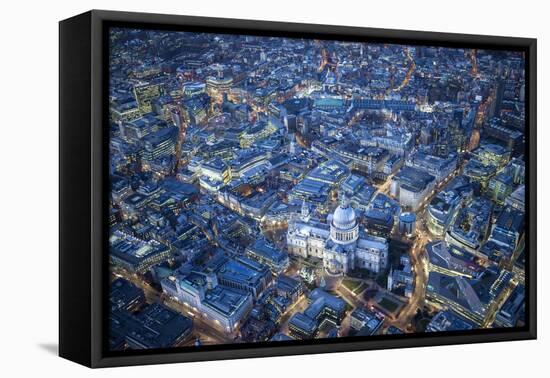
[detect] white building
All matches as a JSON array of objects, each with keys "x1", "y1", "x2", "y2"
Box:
[
  {"x1": 161, "y1": 271, "x2": 253, "y2": 332},
  {"x1": 390, "y1": 166, "x2": 436, "y2": 211},
  {"x1": 287, "y1": 196, "x2": 388, "y2": 275}
]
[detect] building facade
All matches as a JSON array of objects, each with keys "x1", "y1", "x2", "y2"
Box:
[{"x1": 286, "y1": 196, "x2": 388, "y2": 275}]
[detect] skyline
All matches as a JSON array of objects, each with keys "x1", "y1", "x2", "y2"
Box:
[{"x1": 107, "y1": 27, "x2": 526, "y2": 351}]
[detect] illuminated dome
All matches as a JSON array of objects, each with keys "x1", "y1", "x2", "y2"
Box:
[
  {"x1": 332, "y1": 203, "x2": 357, "y2": 230},
  {"x1": 330, "y1": 194, "x2": 359, "y2": 245}
]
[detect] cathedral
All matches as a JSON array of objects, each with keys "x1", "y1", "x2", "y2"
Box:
[{"x1": 286, "y1": 195, "x2": 389, "y2": 275}]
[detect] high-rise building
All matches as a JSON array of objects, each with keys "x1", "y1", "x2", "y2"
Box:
[
  {"x1": 134, "y1": 82, "x2": 163, "y2": 114},
  {"x1": 488, "y1": 173, "x2": 514, "y2": 204},
  {"x1": 141, "y1": 126, "x2": 178, "y2": 162}
]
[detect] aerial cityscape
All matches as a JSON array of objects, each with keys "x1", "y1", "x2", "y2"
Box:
[{"x1": 107, "y1": 27, "x2": 527, "y2": 351}]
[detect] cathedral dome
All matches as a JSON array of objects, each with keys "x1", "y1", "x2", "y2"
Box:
[
  {"x1": 330, "y1": 193, "x2": 359, "y2": 245},
  {"x1": 332, "y1": 204, "x2": 357, "y2": 230}
]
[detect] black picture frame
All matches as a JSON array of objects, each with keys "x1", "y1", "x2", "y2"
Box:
[{"x1": 59, "y1": 9, "x2": 537, "y2": 368}]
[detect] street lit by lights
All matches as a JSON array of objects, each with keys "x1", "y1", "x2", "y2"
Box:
[{"x1": 106, "y1": 28, "x2": 527, "y2": 350}]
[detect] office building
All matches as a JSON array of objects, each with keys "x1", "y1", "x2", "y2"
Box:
[
  {"x1": 306, "y1": 289, "x2": 346, "y2": 324},
  {"x1": 398, "y1": 212, "x2": 416, "y2": 236},
  {"x1": 162, "y1": 270, "x2": 253, "y2": 332},
  {"x1": 488, "y1": 173, "x2": 514, "y2": 205},
  {"x1": 445, "y1": 197, "x2": 493, "y2": 255},
  {"x1": 426, "y1": 310, "x2": 474, "y2": 332},
  {"x1": 481, "y1": 206, "x2": 524, "y2": 263},
  {"x1": 275, "y1": 275, "x2": 304, "y2": 303},
  {"x1": 110, "y1": 303, "x2": 192, "y2": 350},
  {"x1": 406, "y1": 150, "x2": 458, "y2": 183},
  {"x1": 141, "y1": 126, "x2": 178, "y2": 162},
  {"x1": 463, "y1": 159, "x2": 497, "y2": 189},
  {"x1": 426, "y1": 175, "x2": 473, "y2": 236},
  {"x1": 426, "y1": 240, "x2": 482, "y2": 278},
  {"x1": 216, "y1": 257, "x2": 272, "y2": 299},
  {"x1": 391, "y1": 166, "x2": 436, "y2": 211},
  {"x1": 134, "y1": 82, "x2": 163, "y2": 113},
  {"x1": 473, "y1": 143, "x2": 511, "y2": 169},
  {"x1": 349, "y1": 308, "x2": 385, "y2": 335},
  {"x1": 109, "y1": 278, "x2": 146, "y2": 312},
  {"x1": 201, "y1": 157, "x2": 231, "y2": 183},
  {"x1": 288, "y1": 312, "x2": 318, "y2": 339},
  {"x1": 109, "y1": 230, "x2": 172, "y2": 274},
  {"x1": 426, "y1": 268, "x2": 512, "y2": 326},
  {"x1": 364, "y1": 208, "x2": 394, "y2": 237},
  {"x1": 245, "y1": 238, "x2": 290, "y2": 274},
  {"x1": 495, "y1": 284, "x2": 525, "y2": 328},
  {"x1": 505, "y1": 185, "x2": 525, "y2": 212}
]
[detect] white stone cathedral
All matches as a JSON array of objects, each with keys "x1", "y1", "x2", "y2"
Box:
[{"x1": 286, "y1": 194, "x2": 389, "y2": 275}]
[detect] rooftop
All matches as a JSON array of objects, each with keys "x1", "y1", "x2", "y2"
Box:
[
  {"x1": 110, "y1": 303, "x2": 192, "y2": 350},
  {"x1": 247, "y1": 238, "x2": 288, "y2": 265},
  {"x1": 426, "y1": 310, "x2": 474, "y2": 332},
  {"x1": 393, "y1": 166, "x2": 435, "y2": 193},
  {"x1": 218, "y1": 258, "x2": 268, "y2": 287},
  {"x1": 109, "y1": 230, "x2": 169, "y2": 262},
  {"x1": 203, "y1": 285, "x2": 252, "y2": 317},
  {"x1": 289, "y1": 312, "x2": 318, "y2": 333},
  {"x1": 109, "y1": 278, "x2": 145, "y2": 310}
]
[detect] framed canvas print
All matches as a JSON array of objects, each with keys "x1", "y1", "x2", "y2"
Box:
[{"x1": 59, "y1": 10, "x2": 537, "y2": 368}]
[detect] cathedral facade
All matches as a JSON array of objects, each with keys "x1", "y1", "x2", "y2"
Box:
[{"x1": 286, "y1": 196, "x2": 389, "y2": 275}]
